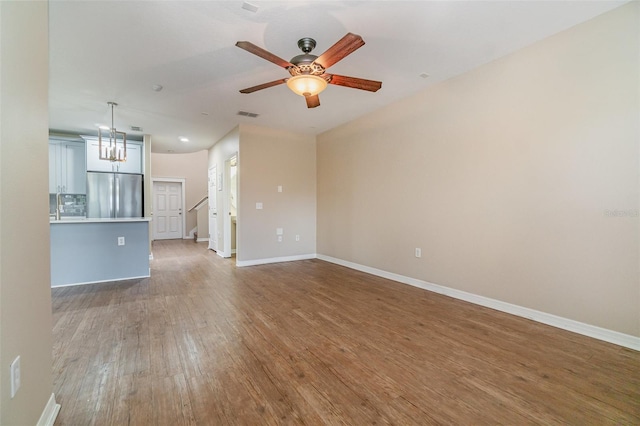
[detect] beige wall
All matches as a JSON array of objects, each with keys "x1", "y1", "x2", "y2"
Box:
[
  {"x1": 317, "y1": 3, "x2": 639, "y2": 336},
  {"x1": 151, "y1": 150, "x2": 208, "y2": 237},
  {"x1": 0, "y1": 1, "x2": 54, "y2": 424},
  {"x1": 238, "y1": 124, "x2": 316, "y2": 262},
  {"x1": 144, "y1": 135, "x2": 153, "y2": 251},
  {"x1": 196, "y1": 204, "x2": 209, "y2": 241}
]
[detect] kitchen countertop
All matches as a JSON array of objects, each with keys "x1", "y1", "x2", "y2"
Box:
[{"x1": 50, "y1": 217, "x2": 151, "y2": 224}]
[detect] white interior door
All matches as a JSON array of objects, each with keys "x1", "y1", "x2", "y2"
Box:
[
  {"x1": 153, "y1": 181, "x2": 183, "y2": 240},
  {"x1": 208, "y1": 165, "x2": 218, "y2": 251}
]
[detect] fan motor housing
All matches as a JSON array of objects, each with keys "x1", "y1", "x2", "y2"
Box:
[
  {"x1": 289, "y1": 37, "x2": 325, "y2": 76},
  {"x1": 290, "y1": 53, "x2": 318, "y2": 66}
]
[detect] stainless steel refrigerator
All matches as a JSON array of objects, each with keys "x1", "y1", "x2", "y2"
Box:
[{"x1": 86, "y1": 172, "x2": 143, "y2": 218}]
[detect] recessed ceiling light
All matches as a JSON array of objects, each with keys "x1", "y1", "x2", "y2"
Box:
[
  {"x1": 152, "y1": 84, "x2": 163, "y2": 92},
  {"x1": 179, "y1": 137, "x2": 189, "y2": 143},
  {"x1": 419, "y1": 72, "x2": 430, "y2": 79}
]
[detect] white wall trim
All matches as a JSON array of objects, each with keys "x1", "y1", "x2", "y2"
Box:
[
  {"x1": 317, "y1": 254, "x2": 640, "y2": 352},
  {"x1": 236, "y1": 253, "x2": 317, "y2": 267},
  {"x1": 37, "y1": 393, "x2": 61, "y2": 426},
  {"x1": 185, "y1": 226, "x2": 197, "y2": 240},
  {"x1": 51, "y1": 274, "x2": 150, "y2": 288},
  {"x1": 196, "y1": 237, "x2": 209, "y2": 243}
]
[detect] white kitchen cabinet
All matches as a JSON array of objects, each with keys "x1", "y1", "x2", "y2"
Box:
[
  {"x1": 85, "y1": 139, "x2": 113, "y2": 172},
  {"x1": 49, "y1": 140, "x2": 86, "y2": 194},
  {"x1": 85, "y1": 138, "x2": 143, "y2": 173},
  {"x1": 118, "y1": 143, "x2": 142, "y2": 173},
  {"x1": 49, "y1": 143, "x2": 58, "y2": 193}
]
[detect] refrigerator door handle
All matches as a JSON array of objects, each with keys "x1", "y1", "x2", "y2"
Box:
[
  {"x1": 109, "y1": 173, "x2": 114, "y2": 218},
  {"x1": 115, "y1": 176, "x2": 120, "y2": 217}
]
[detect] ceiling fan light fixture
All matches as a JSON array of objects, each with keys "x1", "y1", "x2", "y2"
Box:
[{"x1": 286, "y1": 74, "x2": 327, "y2": 97}]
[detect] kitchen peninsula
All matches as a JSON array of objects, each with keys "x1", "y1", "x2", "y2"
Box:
[
  {"x1": 50, "y1": 217, "x2": 151, "y2": 287},
  {"x1": 49, "y1": 131, "x2": 151, "y2": 287}
]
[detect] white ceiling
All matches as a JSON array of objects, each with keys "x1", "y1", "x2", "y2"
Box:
[{"x1": 49, "y1": 0, "x2": 626, "y2": 153}]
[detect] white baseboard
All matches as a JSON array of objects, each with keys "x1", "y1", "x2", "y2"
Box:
[
  {"x1": 317, "y1": 254, "x2": 640, "y2": 351},
  {"x1": 37, "y1": 393, "x2": 61, "y2": 426},
  {"x1": 236, "y1": 253, "x2": 317, "y2": 267},
  {"x1": 51, "y1": 274, "x2": 150, "y2": 288},
  {"x1": 149, "y1": 252, "x2": 154, "y2": 260},
  {"x1": 196, "y1": 238, "x2": 209, "y2": 243},
  {"x1": 185, "y1": 227, "x2": 197, "y2": 240}
]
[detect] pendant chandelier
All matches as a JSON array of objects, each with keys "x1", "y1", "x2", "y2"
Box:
[{"x1": 98, "y1": 101, "x2": 127, "y2": 162}]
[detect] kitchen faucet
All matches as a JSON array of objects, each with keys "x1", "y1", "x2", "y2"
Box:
[{"x1": 55, "y1": 193, "x2": 62, "y2": 220}]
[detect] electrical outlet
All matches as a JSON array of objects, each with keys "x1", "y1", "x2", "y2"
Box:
[
  {"x1": 118, "y1": 236, "x2": 125, "y2": 246},
  {"x1": 10, "y1": 356, "x2": 20, "y2": 398},
  {"x1": 295, "y1": 234, "x2": 300, "y2": 241},
  {"x1": 277, "y1": 235, "x2": 283, "y2": 242},
  {"x1": 277, "y1": 185, "x2": 282, "y2": 193},
  {"x1": 256, "y1": 202, "x2": 263, "y2": 209},
  {"x1": 415, "y1": 248, "x2": 422, "y2": 258}
]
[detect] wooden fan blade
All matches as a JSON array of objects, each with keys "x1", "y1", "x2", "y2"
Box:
[
  {"x1": 236, "y1": 41, "x2": 294, "y2": 69},
  {"x1": 314, "y1": 33, "x2": 365, "y2": 69},
  {"x1": 305, "y1": 94, "x2": 320, "y2": 108},
  {"x1": 327, "y1": 74, "x2": 382, "y2": 92},
  {"x1": 239, "y1": 79, "x2": 287, "y2": 94}
]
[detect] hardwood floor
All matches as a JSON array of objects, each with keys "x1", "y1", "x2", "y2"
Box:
[{"x1": 52, "y1": 239, "x2": 640, "y2": 425}]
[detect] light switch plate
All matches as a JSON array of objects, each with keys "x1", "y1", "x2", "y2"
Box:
[
  {"x1": 256, "y1": 202, "x2": 263, "y2": 209},
  {"x1": 276, "y1": 228, "x2": 283, "y2": 235},
  {"x1": 277, "y1": 185, "x2": 282, "y2": 193}
]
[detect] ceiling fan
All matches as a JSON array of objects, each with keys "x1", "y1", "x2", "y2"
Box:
[{"x1": 236, "y1": 33, "x2": 382, "y2": 108}]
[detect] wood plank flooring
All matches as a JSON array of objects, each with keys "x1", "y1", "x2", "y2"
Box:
[{"x1": 52, "y1": 239, "x2": 640, "y2": 425}]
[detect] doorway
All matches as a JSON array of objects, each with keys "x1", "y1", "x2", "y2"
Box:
[
  {"x1": 208, "y1": 165, "x2": 217, "y2": 251},
  {"x1": 152, "y1": 179, "x2": 185, "y2": 240},
  {"x1": 222, "y1": 154, "x2": 237, "y2": 258}
]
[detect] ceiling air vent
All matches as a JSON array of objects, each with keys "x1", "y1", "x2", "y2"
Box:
[
  {"x1": 237, "y1": 111, "x2": 259, "y2": 118},
  {"x1": 130, "y1": 126, "x2": 143, "y2": 132},
  {"x1": 241, "y1": 2, "x2": 259, "y2": 13}
]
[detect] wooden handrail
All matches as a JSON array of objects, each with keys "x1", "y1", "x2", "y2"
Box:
[{"x1": 188, "y1": 196, "x2": 208, "y2": 212}]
